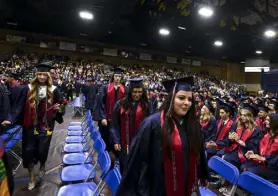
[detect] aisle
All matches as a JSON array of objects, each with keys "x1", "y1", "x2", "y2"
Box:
[{"x1": 13, "y1": 106, "x2": 74, "y2": 196}]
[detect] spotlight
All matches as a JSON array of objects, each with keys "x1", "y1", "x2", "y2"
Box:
[
  {"x1": 198, "y1": 7, "x2": 213, "y2": 17},
  {"x1": 79, "y1": 11, "x2": 93, "y2": 20},
  {"x1": 264, "y1": 30, "x2": 276, "y2": 38},
  {"x1": 255, "y1": 50, "x2": 263, "y2": 54},
  {"x1": 214, "y1": 40, "x2": 223, "y2": 47},
  {"x1": 159, "y1": 28, "x2": 170, "y2": 36}
]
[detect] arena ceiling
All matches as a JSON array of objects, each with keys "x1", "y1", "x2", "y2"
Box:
[{"x1": 1, "y1": 0, "x2": 278, "y2": 63}]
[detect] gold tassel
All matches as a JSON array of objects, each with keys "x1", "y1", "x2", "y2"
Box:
[
  {"x1": 46, "y1": 129, "x2": 53, "y2": 136},
  {"x1": 34, "y1": 128, "x2": 39, "y2": 135}
]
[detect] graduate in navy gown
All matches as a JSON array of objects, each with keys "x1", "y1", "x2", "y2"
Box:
[
  {"x1": 100, "y1": 68, "x2": 126, "y2": 151},
  {"x1": 20, "y1": 62, "x2": 65, "y2": 190},
  {"x1": 199, "y1": 101, "x2": 217, "y2": 143},
  {"x1": 223, "y1": 105, "x2": 261, "y2": 169},
  {"x1": 116, "y1": 77, "x2": 208, "y2": 196},
  {"x1": 110, "y1": 78, "x2": 154, "y2": 174},
  {"x1": 242, "y1": 113, "x2": 278, "y2": 181},
  {"x1": 256, "y1": 105, "x2": 269, "y2": 135},
  {"x1": 81, "y1": 77, "x2": 98, "y2": 118},
  {"x1": 206, "y1": 101, "x2": 237, "y2": 160}
]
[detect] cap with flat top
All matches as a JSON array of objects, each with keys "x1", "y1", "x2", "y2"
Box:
[
  {"x1": 113, "y1": 68, "x2": 124, "y2": 74},
  {"x1": 242, "y1": 104, "x2": 258, "y2": 117},
  {"x1": 162, "y1": 76, "x2": 194, "y2": 93},
  {"x1": 258, "y1": 105, "x2": 270, "y2": 113},
  {"x1": 128, "y1": 78, "x2": 144, "y2": 88},
  {"x1": 36, "y1": 61, "x2": 53, "y2": 72}
]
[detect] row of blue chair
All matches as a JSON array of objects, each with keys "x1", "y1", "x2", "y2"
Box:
[
  {"x1": 201, "y1": 156, "x2": 278, "y2": 196},
  {"x1": 0, "y1": 125, "x2": 23, "y2": 174},
  {"x1": 57, "y1": 110, "x2": 121, "y2": 196}
]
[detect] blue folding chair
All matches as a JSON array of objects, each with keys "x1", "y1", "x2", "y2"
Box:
[
  {"x1": 200, "y1": 156, "x2": 240, "y2": 196},
  {"x1": 57, "y1": 167, "x2": 120, "y2": 196},
  {"x1": 4, "y1": 127, "x2": 23, "y2": 174},
  {"x1": 238, "y1": 171, "x2": 278, "y2": 196},
  {"x1": 63, "y1": 138, "x2": 106, "y2": 166},
  {"x1": 60, "y1": 151, "x2": 111, "y2": 184}
]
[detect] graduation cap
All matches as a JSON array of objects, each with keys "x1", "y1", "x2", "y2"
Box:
[
  {"x1": 205, "y1": 101, "x2": 215, "y2": 114},
  {"x1": 220, "y1": 102, "x2": 235, "y2": 116},
  {"x1": 258, "y1": 105, "x2": 270, "y2": 113},
  {"x1": 6, "y1": 73, "x2": 20, "y2": 79},
  {"x1": 36, "y1": 61, "x2": 53, "y2": 72},
  {"x1": 113, "y1": 68, "x2": 124, "y2": 74},
  {"x1": 128, "y1": 78, "x2": 144, "y2": 88},
  {"x1": 242, "y1": 104, "x2": 258, "y2": 117},
  {"x1": 161, "y1": 76, "x2": 194, "y2": 93},
  {"x1": 86, "y1": 77, "x2": 95, "y2": 82}
]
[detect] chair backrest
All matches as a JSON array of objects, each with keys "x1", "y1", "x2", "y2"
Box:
[
  {"x1": 98, "y1": 151, "x2": 111, "y2": 179},
  {"x1": 208, "y1": 156, "x2": 240, "y2": 185},
  {"x1": 238, "y1": 171, "x2": 278, "y2": 196},
  {"x1": 91, "y1": 131, "x2": 101, "y2": 141},
  {"x1": 94, "y1": 138, "x2": 106, "y2": 155},
  {"x1": 73, "y1": 97, "x2": 82, "y2": 107},
  {"x1": 5, "y1": 139, "x2": 18, "y2": 150},
  {"x1": 104, "y1": 168, "x2": 121, "y2": 196}
]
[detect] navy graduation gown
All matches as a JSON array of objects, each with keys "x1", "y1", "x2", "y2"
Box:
[
  {"x1": 116, "y1": 113, "x2": 208, "y2": 196},
  {"x1": 206, "y1": 120, "x2": 237, "y2": 159},
  {"x1": 81, "y1": 83, "x2": 98, "y2": 110},
  {"x1": 201, "y1": 117, "x2": 217, "y2": 143},
  {"x1": 223, "y1": 127, "x2": 261, "y2": 169},
  {"x1": 241, "y1": 134, "x2": 278, "y2": 181},
  {"x1": 6, "y1": 85, "x2": 26, "y2": 125},
  {"x1": 0, "y1": 85, "x2": 10, "y2": 134}
]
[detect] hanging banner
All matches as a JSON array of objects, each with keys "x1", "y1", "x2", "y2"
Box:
[
  {"x1": 6, "y1": 35, "x2": 26, "y2": 43},
  {"x1": 59, "y1": 42, "x2": 76, "y2": 51},
  {"x1": 181, "y1": 59, "x2": 191, "y2": 65},
  {"x1": 140, "y1": 53, "x2": 152, "y2": 60},
  {"x1": 103, "y1": 48, "x2": 117, "y2": 56},
  {"x1": 192, "y1": 60, "x2": 202, "y2": 66},
  {"x1": 167, "y1": 56, "x2": 177, "y2": 63}
]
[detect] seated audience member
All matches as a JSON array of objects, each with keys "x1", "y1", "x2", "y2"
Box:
[
  {"x1": 223, "y1": 105, "x2": 261, "y2": 169},
  {"x1": 206, "y1": 101, "x2": 237, "y2": 159},
  {"x1": 200, "y1": 102, "x2": 217, "y2": 143},
  {"x1": 256, "y1": 105, "x2": 269, "y2": 135},
  {"x1": 242, "y1": 113, "x2": 278, "y2": 181}
]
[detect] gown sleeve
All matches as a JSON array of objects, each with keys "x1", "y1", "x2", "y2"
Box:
[
  {"x1": 110, "y1": 101, "x2": 121, "y2": 145},
  {"x1": 99, "y1": 86, "x2": 107, "y2": 120},
  {"x1": 53, "y1": 87, "x2": 64, "y2": 124},
  {"x1": 116, "y1": 116, "x2": 153, "y2": 196},
  {"x1": 245, "y1": 128, "x2": 261, "y2": 153},
  {"x1": 147, "y1": 101, "x2": 154, "y2": 116},
  {"x1": 0, "y1": 86, "x2": 10, "y2": 123},
  {"x1": 7, "y1": 85, "x2": 27, "y2": 124}
]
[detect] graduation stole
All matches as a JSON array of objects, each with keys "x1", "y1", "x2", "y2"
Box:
[
  {"x1": 216, "y1": 119, "x2": 233, "y2": 141},
  {"x1": 161, "y1": 111, "x2": 198, "y2": 196},
  {"x1": 120, "y1": 103, "x2": 144, "y2": 152},
  {"x1": 226, "y1": 127, "x2": 254, "y2": 163},
  {"x1": 24, "y1": 90, "x2": 54, "y2": 134},
  {"x1": 260, "y1": 133, "x2": 278, "y2": 156},
  {"x1": 106, "y1": 83, "x2": 125, "y2": 121},
  {"x1": 200, "y1": 121, "x2": 209, "y2": 129}
]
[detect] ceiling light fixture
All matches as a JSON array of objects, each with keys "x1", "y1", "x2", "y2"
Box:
[
  {"x1": 79, "y1": 11, "x2": 93, "y2": 20},
  {"x1": 198, "y1": 7, "x2": 213, "y2": 17},
  {"x1": 264, "y1": 30, "x2": 276, "y2": 38},
  {"x1": 159, "y1": 28, "x2": 170, "y2": 36},
  {"x1": 240, "y1": 61, "x2": 245, "y2": 64},
  {"x1": 178, "y1": 26, "x2": 186, "y2": 30},
  {"x1": 214, "y1": 40, "x2": 223, "y2": 47},
  {"x1": 255, "y1": 50, "x2": 263, "y2": 54}
]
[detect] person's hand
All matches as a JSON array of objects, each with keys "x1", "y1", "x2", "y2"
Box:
[
  {"x1": 245, "y1": 151, "x2": 254, "y2": 159},
  {"x1": 101, "y1": 119, "x2": 107, "y2": 126},
  {"x1": 209, "y1": 141, "x2": 217, "y2": 147},
  {"x1": 1, "y1": 120, "x2": 12, "y2": 126},
  {"x1": 53, "y1": 104, "x2": 60, "y2": 110},
  {"x1": 114, "y1": 144, "x2": 121, "y2": 151},
  {"x1": 228, "y1": 132, "x2": 234, "y2": 140},
  {"x1": 249, "y1": 154, "x2": 260, "y2": 160},
  {"x1": 233, "y1": 133, "x2": 239, "y2": 142}
]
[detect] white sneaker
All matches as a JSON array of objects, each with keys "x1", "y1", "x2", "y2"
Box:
[{"x1": 28, "y1": 182, "x2": 35, "y2": 190}]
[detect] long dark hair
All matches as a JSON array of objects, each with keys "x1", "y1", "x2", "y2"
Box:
[
  {"x1": 269, "y1": 113, "x2": 278, "y2": 136},
  {"x1": 159, "y1": 92, "x2": 202, "y2": 161},
  {"x1": 119, "y1": 86, "x2": 149, "y2": 115}
]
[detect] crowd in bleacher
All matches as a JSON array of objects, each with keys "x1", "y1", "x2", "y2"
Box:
[{"x1": 0, "y1": 52, "x2": 278, "y2": 196}]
